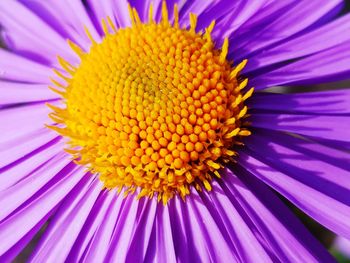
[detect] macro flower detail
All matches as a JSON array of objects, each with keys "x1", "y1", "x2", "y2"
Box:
[
  {"x1": 48, "y1": 4, "x2": 252, "y2": 203},
  {"x1": 0, "y1": 0, "x2": 350, "y2": 262}
]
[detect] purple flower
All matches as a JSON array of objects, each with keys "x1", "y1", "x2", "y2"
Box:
[{"x1": 1, "y1": 0, "x2": 350, "y2": 262}]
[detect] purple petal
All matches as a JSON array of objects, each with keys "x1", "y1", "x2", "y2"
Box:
[
  {"x1": 66, "y1": 190, "x2": 115, "y2": 262},
  {"x1": 249, "y1": 89, "x2": 350, "y2": 115},
  {"x1": 0, "y1": 166, "x2": 85, "y2": 257},
  {"x1": 245, "y1": 13, "x2": 350, "y2": 73},
  {"x1": 111, "y1": 0, "x2": 132, "y2": 28},
  {"x1": 29, "y1": 177, "x2": 101, "y2": 262},
  {"x1": 220, "y1": 168, "x2": 334, "y2": 262},
  {"x1": 0, "y1": 49, "x2": 51, "y2": 83},
  {"x1": 230, "y1": 0, "x2": 343, "y2": 61},
  {"x1": 212, "y1": 0, "x2": 268, "y2": 40},
  {"x1": 81, "y1": 190, "x2": 125, "y2": 261},
  {"x1": 0, "y1": 152, "x2": 71, "y2": 222},
  {"x1": 145, "y1": 204, "x2": 176, "y2": 262},
  {"x1": 0, "y1": 81, "x2": 58, "y2": 106},
  {"x1": 0, "y1": 102, "x2": 55, "y2": 144},
  {"x1": 250, "y1": 42, "x2": 350, "y2": 89},
  {"x1": 19, "y1": 0, "x2": 92, "y2": 49},
  {"x1": 251, "y1": 113, "x2": 350, "y2": 141},
  {"x1": 239, "y1": 132, "x2": 350, "y2": 239},
  {"x1": 106, "y1": 192, "x2": 141, "y2": 261},
  {"x1": 0, "y1": 138, "x2": 63, "y2": 192},
  {"x1": 0, "y1": 1, "x2": 76, "y2": 64},
  {"x1": 0, "y1": 129, "x2": 58, "y2": 170}
]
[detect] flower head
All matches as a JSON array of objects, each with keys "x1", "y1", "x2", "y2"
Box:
[{"x1": 0, "y1": 0, "x2": 350, "y2": 262}]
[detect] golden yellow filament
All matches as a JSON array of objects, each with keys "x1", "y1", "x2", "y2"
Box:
[{"x1": 48, "y1": 3, "x2": 253, "y2": 204}]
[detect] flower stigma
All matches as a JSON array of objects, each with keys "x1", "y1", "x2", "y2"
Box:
[{"x1": 47, "y1": 2, "x2": 253, "y2": 204}]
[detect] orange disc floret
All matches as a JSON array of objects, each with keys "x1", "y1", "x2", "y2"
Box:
[{"x1": 47, "y1": 2, "x2": 253, "y2": 204}]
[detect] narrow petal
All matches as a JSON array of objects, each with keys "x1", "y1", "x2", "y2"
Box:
[
  {"x1": 245, "y1": 13, "x2": 350, "y2": 72},
  {"x1": 29, "y1": 177, "x2": 101, "y2": 262},
  {"x1": 249, "y1": 90, "x2": 350, "y2": 115},
  {"x1": 0, "y1": 129, "x2": 58, "y2": 170},
  {"x1": 66, "y1": 190, "x2": 115, "y2": 262},
  {"x1": 0, "y1": 81, "x2": 58, "y2": 106},
  {"x1": 0, "y1": 138, "x2": 63, "y2": 192},
  {"x1": 0, "y1": 166, "x2": 85, "y2": 258},
  {"x1": 251, "y1": 113, "x2": 350, "y2": 141},
  {"x1": 0, "y1": 1, "x2": 76, "y2": 64},
  {"x1": 221, "y1": 168, "x2": 334, "y2": 262},
  {"x1": 0, "y1": 49, "x2": 52, "y2": 83},
  {"x1": 230, "y1": 0, "x2": 343, "y2": 60},
  {"x1": 250, "y1": 42, "x2": 350, "y2": 89},
  {"x1": 0, "y1": 103, "x2": 54, "y2": 144},
  {"x1": 80, "y1": 190, "x2": 125, "y2": 261},
  {"x1": 213, "y1": 0, "x2": 268, "y2": 39},
  {"x1": 0, "y1": 152, "x2": 71, "y2": 222},
  {"x1": 239, "y1": 134, "x2": 350, "y2": 239}
]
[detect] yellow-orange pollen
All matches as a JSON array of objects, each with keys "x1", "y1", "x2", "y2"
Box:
[{"x1": 48, "y1": 3, "x2": 253, "y2": 204}]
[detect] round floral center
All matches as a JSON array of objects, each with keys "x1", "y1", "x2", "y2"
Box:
[{"x1": 48, "y1": 4, "x2": 252, "y2": 203}]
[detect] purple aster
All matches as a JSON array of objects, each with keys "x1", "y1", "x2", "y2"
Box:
[{"x1": 1, "y1": 0, "x2": 350, "y2": 262}]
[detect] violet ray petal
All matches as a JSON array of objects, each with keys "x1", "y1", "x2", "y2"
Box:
[
  {"x1": 29, "y1": 177, "x2": 101, "y2": 263},
  {"x1": 196, "y1": 0, "x2": 239, "y2": 31},
  {"x1": 107, "y1": 193, "x2": 142, "y2": 262},
  {"x1": 186, "y1": 191, "x2": 240, "y2": 262},
  {"x1": 0, "y1": 209, "x2": 52, "y2": 262},
  {"x1": 147, "y1": 204, "x2": 177, "y2": 262},
  {"x1": 245, "y1": 131, "x2": 350, "y2": 197},
  {"x1": 81, "y1": 190, "x2": 125, "y2": 262},
  {"x1": 0, "y1": 152, "x2": 71, "y2": 222},
  {"x1": 238, "y1": 0, "x2": 296, "y2": 30},
  {"x1": 0, "y1": 138, "x2": 63, "y2": 192},
  {"x1": 253, "y1": 129, "x2": 350, "y2": 171},
  {"x1": 126, "y1": 198, "x2": 158, "y2": 262},
  {"x1": 249, "y1": 89, "x2": 350, "y2": 115},
  {"x1": 0, "y1": 130, "x2": 58, "y2": 169},
  {"x1": 245, "y1": 13, "x2": 350, "y2": 73},
  {"x1": 250, "y1": 41, "x2": 350, "y2": 89},
  {"x1": 0, "y1": 166, "x2": 85, "y2": 256},
  {"x1": 0, "y1": 49, "x2": 52, "y2": 83},
  {"x1": 60, "y1": 0, "x2": 100, "y2": 42},
  {"x1": 199, "y1": 182, "x2": 271, "y2": 262},
  {"x1": 230, "y1": 0, "x2": 343, "y2": 61},
  {"x1": 66, "y1": 190, "x2": 114, "y2": 262},
  {"x1": 110, "y1": 0, "x2": 131, "y2": 28},
  {"x1": 168, "y1": 195, "x2": 192, "y2": 262},
  {"x1": 0, "y1": 103, "x2": 53, "y2": 143},
  {"x1": 19, "y1": 0, "x2": 92, "y2": 49},
  {"x1": 222, "y1": 168, "x2": 335, "y2": 263},
  {"x1": 86, "y1": 0, "x2": 118, "y2": 30},
  {"x1": 0, "y1": 81, "x2": 59, "y2": 105},
  {"x1": 251, "y1": 113, "x2": 350, "y2": 141},
  {"x1": 0, "y1": 1, "x2": 76, "y2": 64},
  {"x1": 238, "y1": 149, "x2": 350, "y2": 240},
  {"x1": 213, "y1": 0, "x2": 268, "y2": 40}
]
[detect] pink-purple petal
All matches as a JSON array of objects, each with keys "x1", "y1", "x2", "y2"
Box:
[
  {"x1": 245, "y1": 13, "x2": 350, "y2": 73},
  {"x1": 0, "y1": 81, "x2": 58, "y2": 105},
  {"x1": 239, "y1": 141, "x2": 350, "y2": 240},
  {"x1": 250, "y1": 89, "x2": 350, "y2": 115},
  {"x1": 251, "y1": 113, "x2": 350, "y2": 141},
  {"x1": 0, "y1": 49, "x2": 52, "y2": 83},
  {"x1": 0, "y1": 166, "x2": 85, "y2": 258},
  {"x1": 221, "y1": 168, "x2": 334, "y2": 262},
  {"x1": 29, "y1": 177, "x2": 101, "y2": 262},
  {"x1": 0, "y1": 1, "x2": 76, "y2": 65}
]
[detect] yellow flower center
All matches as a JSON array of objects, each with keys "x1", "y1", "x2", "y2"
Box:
[{"x1": 48, "y1": 3, "x2": 253, "y2": 204}]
